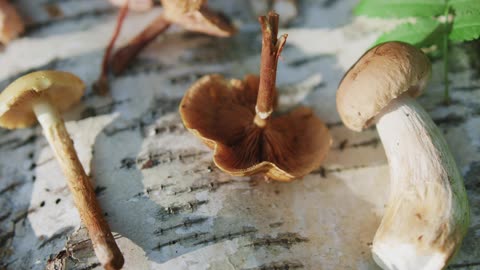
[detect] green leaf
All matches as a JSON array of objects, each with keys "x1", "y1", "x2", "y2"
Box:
[
  {"x1": 375, "y1": 18, "x2": 442, "y2": 46},
  {"x1": 450, "y1": 14, "x2": 480, "y2": 41},
  {"x1": 449, "y1": 0, "x2": 480, "y2": 14},
  {"x1": 355, "y1": 0, "x2": 446, "y2": 18}
]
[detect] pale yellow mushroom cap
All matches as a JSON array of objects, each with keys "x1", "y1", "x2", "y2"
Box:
[
  {"x1": 0, "y1": 70, "x2": 85, "y2": 129},
  {"x1": 336, "y1": 41, "x2": 431, "y2": 131}
]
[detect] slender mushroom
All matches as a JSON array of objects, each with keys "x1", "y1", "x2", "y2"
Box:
[
  {"x1": 0, "y1": 71, "x2": 124, "y2": 270},
  {"x1": 179, "y1": 12, "x2": 331, "y2": 181},
  {"x1": 94, "y1": 0, "x2": 236, "y2": 95},
  {"x1": 0, "y1": 0, "x2": 24, "y2": 44},
  {"x1": 110, "y1": 0, "x2": 236, "y2": 75},
  {"x1": 336, "y1": 41, "x2": 470, "y2": 270}
]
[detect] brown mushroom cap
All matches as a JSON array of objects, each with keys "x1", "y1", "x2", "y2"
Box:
[
  {"x1": 336, "y1": 41, "x2": 431, "y2": 132},
  {"x1": 161, "y1": 0, "x2": 236, "y2": 37},
  {"x1": 161, "y1": 0, "x2": 205, "y2": 14},
  {"x1": 0, "y1": 70, "x2": 85, "y2": 129},
  {"x1": 0, "y1": 0, "x2": 24, "y2": 44},
  {"x1": 180, "y1": 74, "x2": 331, "y2": 181}
]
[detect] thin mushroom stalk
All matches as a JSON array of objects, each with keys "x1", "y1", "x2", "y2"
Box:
[
  {"x1": 33, "y1": 99, "x2": 124, "y2": 269},
  {"x1": 373, "y1": 94, "x2": 469, "y2": 270},
  {"x1": 111, "y1": 14, "x2": 171, "y2": 75},
  {"x1": 93, "y1": 2, "x2": 129, "y2": 96},
  {"x1": 254, "y1": 12, "x2": 287, "y2": 126}
]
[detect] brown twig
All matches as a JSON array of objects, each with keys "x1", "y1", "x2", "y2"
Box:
[
  {"x1": 255, "y1": 11, "x2": 287, "y2": 124},
  {"x1": 111, "y1": 14, "x2": 171, "y2": 75},
  {"x1": 93, "y1": 2, "x2": 129, "y2": 96}
]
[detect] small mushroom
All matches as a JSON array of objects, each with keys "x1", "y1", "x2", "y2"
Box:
[
  {"x1": 336, "y1": 41, "x2": 470, "y2": 270},
  {"x1": 179, "y1": 12, "x2": 331, "y2": 181},
  {"x1": 110, "y1": 0, "x2": 236, "y2": 75},
  {"x1": 0, "y1": 71, "x2": 124, "y2": 269},
  {"x1": 94, "y1": 0, "x2": 236, "y2": 95},
  {"x1": 0, "y1": 0, "x2": 24, "y2": 44}
]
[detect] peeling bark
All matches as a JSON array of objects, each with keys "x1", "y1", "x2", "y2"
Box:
[{"x1": 0, "y1": 0, "x2": 479, "y2": 269}]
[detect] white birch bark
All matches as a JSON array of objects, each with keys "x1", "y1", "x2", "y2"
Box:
[{"x1": 0, "y1": 1, "x2": 479, "y2": 269}]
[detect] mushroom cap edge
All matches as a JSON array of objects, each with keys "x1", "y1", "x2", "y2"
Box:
[
  {"x1": 336, "y1": 41, "x2": 431, "y2": 132},
  {"x1": 179, "y1": 74, "x2": 331, "y2": 181},
  {"x1": 0, "y1": 70, "x2": 85, "y2": 129}
]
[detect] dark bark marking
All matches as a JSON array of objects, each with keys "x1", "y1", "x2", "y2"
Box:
[
  {"x1": 154, "y1": 232, "x2": 209, "y2": 250},
  {"x1": 248, "y1": 232, "x2": 309, "y2": 249},
  {"x1": 38, "y1": 226, "x2": 75, "y2": 248},
  {"x1": 154, "y1": 217, "x2": 209, "y2": 235},
  {"x1": 158, "y1": 200, "x2": 209, "y2": 220},
  {"x1": 244, "y1": 260, "x2": 304, "y2": 270},
  {"x1": 193, "y1": 226, "x2": 258, "y2": 246},
  {"x1": 0, "y1": 181, "x2": 25, "y2": 195}
]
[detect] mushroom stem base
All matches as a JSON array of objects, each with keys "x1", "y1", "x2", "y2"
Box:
[
  {"x1": 32, "y1": 99, "x2": 124, "y2": 269},
  {"x1": 373, "y1": 95, "x2": 469, "y2": 270}
]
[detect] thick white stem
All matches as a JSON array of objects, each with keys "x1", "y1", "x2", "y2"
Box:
[{"x1": 373, "y1": 95, "x2": 469, "y2": 270}]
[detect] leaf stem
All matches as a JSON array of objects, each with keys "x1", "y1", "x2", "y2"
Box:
[
  {"x1": 255, "y1": 11, "x2": 287, "y2": 124},
  {"x1": 443, "y1": 1, "x2": 450, "y2": 104}
]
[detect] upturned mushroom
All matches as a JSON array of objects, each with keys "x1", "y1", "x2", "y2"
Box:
[
  {"x1": 94, "y1": 0, "x2": 236, "y2": 95},
  {"x1": 0, "y1": 0, "x2": 24, "y2": 44},
  {"x1": 179, "y1": 11, "x2": 331, "y2": 181},
  {"x1": 0, "y1": 71, "x2": 124, "y2": 269},
  {"x1": 336, "y1": 41, "x2": 470, "y2": 270}
]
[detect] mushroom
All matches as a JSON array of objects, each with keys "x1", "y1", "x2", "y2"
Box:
[
  {"x1": 0, "y1": 0, "x2": 24, "y2": 44},
  {"x1": 94, "y1": 0, "x2": 236, "y2": 95},
  {"x1": 179, "y1": 12, "x2": 331, "y2": 181},
  {"x1": 0, "y1": 71, "x2": 124, "y2": 269},
  {"x1": 109, "y1": 0, "x2": 236, "y2": 75},
  {"x1": 336, "y1": 41, "x2": 470, "y2": 270}
]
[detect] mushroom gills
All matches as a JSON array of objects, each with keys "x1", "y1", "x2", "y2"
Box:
[{"x1": 372, "y1": 94, "x2": 469, "y2": 270}]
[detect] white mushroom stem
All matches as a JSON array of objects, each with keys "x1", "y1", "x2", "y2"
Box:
[
  {"x1": 372, "y1": 94, "x2": 470, "y2": 270},
  {"x1": 32, "y1": 98, "x2": 124, "y2": 270}
]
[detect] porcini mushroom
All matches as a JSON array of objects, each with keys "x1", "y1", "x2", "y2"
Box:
[
  {"x1": 94, "y1": 0, "x2": 236, "y2": 95},
  {"x1": 336, "y1": 41, "x2": 470, "y2": 270},
  {"x1": 0, "y1": 0, "x2": 24, "y2": 44},
  {"x1": 0, "y1": 71, "x2": 124, "y2": 269},
  {"x1": 179, "y1": 12, "x2": 331, "y2": 181}
]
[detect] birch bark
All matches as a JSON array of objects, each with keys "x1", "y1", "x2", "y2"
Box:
[{"x1": 0, "y1": 1, "x2": 479, "y2": 269}]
